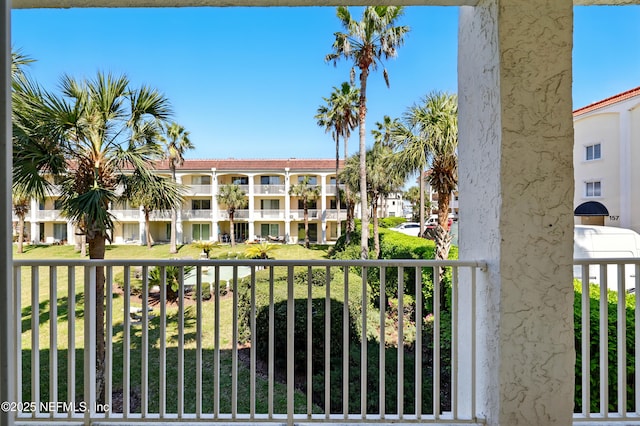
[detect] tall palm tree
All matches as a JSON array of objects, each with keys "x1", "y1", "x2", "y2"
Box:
[
  {"x1": 392, "y1": 91, "x2": 458, "y2": 260},
  {"x1": 12, "y1": 195, "x2": 30, "y2": 253},
  {"x1": 315, "y1": 82, "x2": 359, "y2": 241},
  {"x1": 289, "y1": 176, "x2": 321, "y2": 249},
  {"x1": 12, "y1": 71, "x2": 172, "y2": 403},
  {"x1": 327, "y1": 5, "x2": 409, "y2": 259},
  {"x1": 123, "y1": 172, "x2": 185, "y2": 249},
  {"x1": 11, "y1": 50, "x2": 36, "y2": 254},
  {"x1": 161, "y1": 122, "x2": 194, "y2": 254},
  {"x1": 216, "y1": 184, "x2": 247, "y2": 247}
]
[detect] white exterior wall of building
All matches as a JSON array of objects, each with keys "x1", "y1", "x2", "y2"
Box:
[{"x1": 573, "y1": 91, "x2": 640, "y2": 231}]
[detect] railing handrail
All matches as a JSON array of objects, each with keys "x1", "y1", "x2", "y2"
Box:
[{"x1": 13, "y1": 258, "x2": 488, "y2": 269}]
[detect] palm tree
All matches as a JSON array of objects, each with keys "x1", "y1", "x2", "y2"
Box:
[
  {"x1": 289, "y1": 176, "x2": 321, "y2": 249},
  {"x1": 161, "y1": 122, "x2": 194, "y2": 254},
  {"x1": 216, "y1": 184, "x2": 247, "y2": 247},
  {"x1": 11, "y1": 50, "x2": 36, "y2": 254},
  {"x1": 326, "y1": 6, "x2": 409, "y2": 259},
  {"x1": 12, "y1": 195, "x2": 30, "y2": 253},
  {"x1": 12, "y1": 71, "x2": 172, "y2": 403},
  {"x1": 369, "y1": 128, "x2": 404, "y2": 258},
  {"x1": 392, "y1": 91, "x2": 458, "y2": 261},
  {"x1": 404, "y1": 185, "x2": 431, "y2": 222},
  {"x1": 315, "y1": 82, "x2": 359, "y2": 241},
  {"x1": 123, "y1": 172, "x2": 185, "y2": 249}
]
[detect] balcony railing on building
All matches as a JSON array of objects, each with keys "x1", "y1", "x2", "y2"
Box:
[
  {"x1": 188, "y1": 184, "x2": 213, "y2": 195},
  {"x1": 254, "y1": 185, "x2": 286, "y2": 195},
  {"x1": 217, "y1": 209, "x2": 250, "y2": 220},
  {"x1": 10, "y1": 257, "x2": 640, "y2": 425}
]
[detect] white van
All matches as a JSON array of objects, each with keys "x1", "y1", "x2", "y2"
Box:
[{"x1": 574, "y1": 225, "x2": 640, "y2": 292}]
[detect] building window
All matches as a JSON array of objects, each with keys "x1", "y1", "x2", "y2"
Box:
[
  {"x1": 298, "y1": 176, "x2": 317, "y2": 185},
  {"x1": 53, "y1": 223, "x2": 67, "y2": 241},
  {"x1": 298, "y1": 200, "x2": 317, "y2": 209},
  {"x1": 232, "y1": 176, "x2": 248, "y2": 185},
  {"x1": 586, "y1": 143, "x2": 601, "y2": 161},
  {"x1": 260, "y1": 199, "x2": 280, "y2": 209},
  {"x1": 586, "y1": 181, "x2": 601, "y2": 197},
  {"x1": 260, "y1": 175, "x2": 281, "y2": 185},
  {"x1": 192, "y1": 199, "x2": 211, "y2": 210},
  {"x1": 261, "y1": 223, "x2": 279, "y2": 237},
  {"x1": 54, "y1": 199, "x2": 63, "y2": 210},
  {"x1": 123, "y1": 223, "x2": 138, "y2": 241},
  {"x1": 192, "y1": 175, "x2": 211, "y2": 185},
  {"x1": 192, "y1": 223, "x2": 210, "y2": 241}
]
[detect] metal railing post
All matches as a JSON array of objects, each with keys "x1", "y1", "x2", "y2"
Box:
[{"x1": 84, "y1": 265, "x2": 97, "y2": 423}]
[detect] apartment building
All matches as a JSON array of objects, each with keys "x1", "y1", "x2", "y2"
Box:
[
  {"x1": 14, "y1": 158, "x2": 384, "y2": 245},
  {"x1": 573, "y1": 86, "x2": 640, "y2": 231}
]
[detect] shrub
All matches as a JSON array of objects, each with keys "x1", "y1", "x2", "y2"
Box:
[
  {"x1": 574, "y1": 281, "x2": 636, "y2": 412},
  {"x1": 294, "y1": 267, "x2": 334, "y2": 287},
  {"x1": 379, "y1": 216, "x2": 406, "y2": 229}
]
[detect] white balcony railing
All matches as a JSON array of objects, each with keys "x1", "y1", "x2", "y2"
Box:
[
  {"x1": 12, "y1": 258, "x2": 485, "y2": 425},
  {"x1": 182, "y1": 209, "x2": 212, "y2": 220},
  {"x1": 12, "y1": 257, "x2": 640, "y2": 425},
  {"x1": 218, "y1": 209, "x2": 249, "y2": 220},
  {"x1": 34, "y1": 209, "x2": 63, "y2": 221},
  {"x1": 110, "y1": 209, "x2": 141, "y2": 221},
  {"x1": 254, "y1": 184, "x2": 286, "y2": 195},
  {"x1": 188, "y1": 184, "x2": 212, "y2": 195},
  {"x1": 289, "y1": 209, "x2": 320, "y2": 221},
  {"x1": 325, "y1": 209, "x2": 348, "y2": 221},
  {"x1": 256, "y1": 209, "x2": 286, "y2": 220}
]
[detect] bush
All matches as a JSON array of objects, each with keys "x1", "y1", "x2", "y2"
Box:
[
  {"x1": 294, "y1": 267, "x2": 334, "y2": 287},
  {"x1": 253, "y1": 298, "x2": 358, "y2": 375},
  {"x1": 574, "y1": 281, "x2": 636, "y2": 412},
  {"x1": 379, "y1": 216, "x2": 406, "y2": 229}
]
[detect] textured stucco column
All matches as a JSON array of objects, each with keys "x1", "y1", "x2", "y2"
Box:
[
  {"x1": 1, "y1": 2, "x2": 15, "y2": 426},
  {"x1": 458, "y1": 1, "x2": 575, "y2": 425}
]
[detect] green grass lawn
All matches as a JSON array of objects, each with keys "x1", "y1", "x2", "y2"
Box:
[{"x1": 14, "y1": 242, "x2": 331, "y2": 415}]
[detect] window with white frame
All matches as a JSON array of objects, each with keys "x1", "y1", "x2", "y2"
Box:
[
  {"x1": 192, "y1": 175, "x2": 211, "y2": 185},
  {"x1": 261, "y1": 224, "x2": 279, "y2": 237},
  {"x1": 191, "y1": 199, "x2": 211, "y2": 210},
  {"x1": 123, "y1": 223, "x2": 138, "y2": 241},
  {"x1": 53, "y1": 223, "x2": 67, "y2": 241},
  {"x1": 586, "y1": 143, "x2": 601, "y2": 161},
  {"x1": 192, "y1": 223, "x2": 210, "y2": 241},
  {"x1": 586, "y1": 181, "x2": 601, "y2": 197},
  {"x1": 260, "y1": 199, "x2": 280, "y2": 209}
]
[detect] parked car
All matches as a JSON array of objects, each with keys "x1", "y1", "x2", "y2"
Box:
[
  {"x1": 574, "y1": 225, "x2": 640, "y2": 292},
  {"x1": 390, "y1": 222, "x2": 421, "y2": 237}
]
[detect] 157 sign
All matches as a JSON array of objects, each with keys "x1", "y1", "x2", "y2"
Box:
[{"x1": 610, "y1": 216, "x2": 619, "y2": 221}]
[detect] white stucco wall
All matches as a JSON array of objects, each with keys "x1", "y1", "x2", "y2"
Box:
[{"x1": 459, "y1": 0, "x2": 575, "y2": 424}]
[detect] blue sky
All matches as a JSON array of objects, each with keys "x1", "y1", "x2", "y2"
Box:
[{"x1": 11, "y1": 5, "x2": 640, "y2": 160}]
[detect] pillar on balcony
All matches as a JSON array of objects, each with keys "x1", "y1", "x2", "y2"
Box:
[
  {"x1": 0, "y1": 2, "x2": 14, "y2": 425},
  {"x1": 458, "y1": 1, "x2": 574, "y2": 425}
]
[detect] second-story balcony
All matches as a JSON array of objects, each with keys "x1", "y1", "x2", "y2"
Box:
[
  {"x1": 289, "y1": 209, "x2": 320, "y2": 221},
  {"x1": 182, "y1": 209, "x2": 212, "y2": 220},
  {"x1": 188, "y1": 184, "x2": 212, "y2": 195},
  {"x1": 110, "y1": 209, "x2": 141, "y2": 221},
  {"x1": 217, "y1": 209, "x2": 250, "y2": 220},
  {"x1": 256, "y1": 209, "x2": 286, "y2": 220},
  {"x1": 34, "y1": 209, "x2": 63, "y2": 221},
  {"x1": 254, "y1": 184, "x2": 286, "y2": 195}
]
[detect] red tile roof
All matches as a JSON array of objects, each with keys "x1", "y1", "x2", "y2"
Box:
[
  {"x1": 151, "y1": 158, "x2": 343, "y2": 172},
  {"x1": 573, "y1": 86, "x2": 640, "y2": 117}
]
